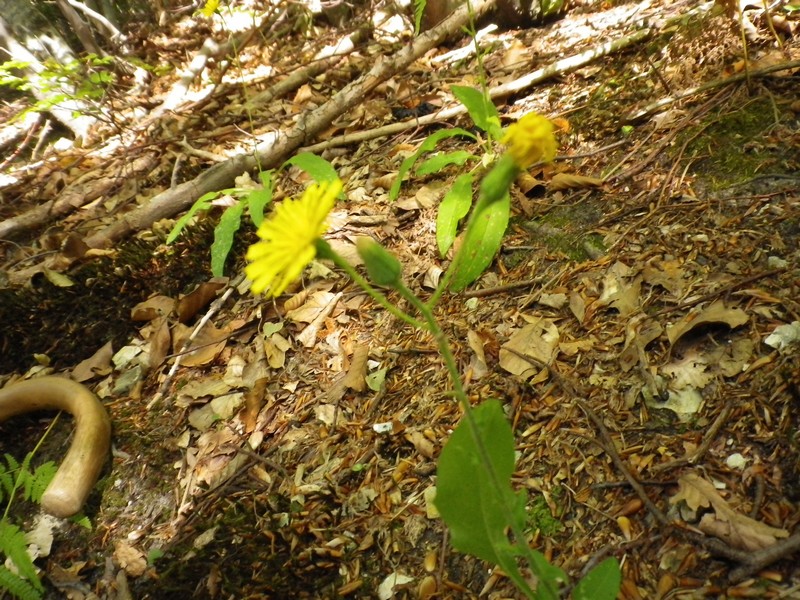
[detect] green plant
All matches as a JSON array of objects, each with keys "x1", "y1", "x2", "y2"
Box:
[
  {"x1": 0, "y1": 54, "x2": 116, "y2": 120},
  {"x1": 529, "y1": 491, "x2": 564, "y2": 537},
  {"x1": 0, "y1": 453, "x2": 55, "y2": 600},
  {"x1": 389, "y1": 86, "x2": 510, "y2": 291},
  {"x1": 178, "y1": 6, "x2": 620, "y2": 594},
  {"x1": 0, "y1": 423, "x2": 92, "y2": 600},
  {"x1": 240, "y1": 111, "x2": 620, "y2": 597}
]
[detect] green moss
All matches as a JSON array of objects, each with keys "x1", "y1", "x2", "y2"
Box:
[
  {"x1": 528, "y1": 490, "x2": 564, "y2": 537},
  {"x1": 684, "y1": 97, "x2": 793, "y2": 189},
  {"x1": 523, "y1": 203, "x2": 606, "y2": 261}
]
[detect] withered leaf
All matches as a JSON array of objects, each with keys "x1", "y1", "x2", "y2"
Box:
[{"x1": 671, "y1": 473, "x2": 788, "y2": 551}]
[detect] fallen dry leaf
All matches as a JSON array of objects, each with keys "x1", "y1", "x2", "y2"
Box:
[
  {"x1": 548, "y1": 172, "x2": 604, "y2": 191},
  {"x1": 147, "y1": 315, "x2": 172, "y2": 371},
  {"x1": 177, "y1": 278, "x2": 227, "y2": 323},
  {"x1": 619, "y1": 315, "x2": 663, "y2": 372},
  {"x1": 131, "y1": 294, "x2": 175, "y2": 321},
  {"x1": 666, "y1": 300, "x2": 749, "y2": 346},
  {"x1": 467, "y1": 329, "x2": 489, "y2": 379},
  {"x1": 597, "y1": 262, "x2": 642, "y2": 317},
  {"x1": 114, "y1": 541, "x2": 147, "y2": 577},
  {"x1": 670, "y1": 473, "x2": 788, "y2": 550},
  {"x1": 173, "y1": 321, "x2": 230, "y2": 367},
  {"x1": 72, "y1": 341, "x2": 114, "y2": 381},
  {"x1": 499, "y1": 318, "x2": 559, "y2": 379}
]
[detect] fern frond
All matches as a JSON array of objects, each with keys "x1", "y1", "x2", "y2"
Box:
[
  {"x1": 0, "y1": 521, "x2": 42, "y2": 591},
  {"x1": 0, "y1": 473, "x2": 11, "y2": 504},
  {"x1": 18, "y1": 452, "x2": 32, "y2": 480},
  {"x1": 70, "y1": 514, "x2": 92, "y2": 530},
  {"x1": 0, "y1": 565, "x2": 42, "y2": 600},
  {"x1": 23, "y1": 463, "x2": 56, "y2": 505},
  {"x1": 0, "y1": 456, "x2": 15, "y2": 499},
  {"x1": 3, "y1": 454, "x2": 20, "y2": 473}
]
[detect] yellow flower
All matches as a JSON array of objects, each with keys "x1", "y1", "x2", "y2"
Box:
[
  {"x1": 501, "y1": 113, "x2": 557, "y2": 169},
  {"x1": 245, "y1": 179, "x2": 341, "y2": 296},
  {"x1": 199, "y1": 0, "x2": 219, "y2": 17}
]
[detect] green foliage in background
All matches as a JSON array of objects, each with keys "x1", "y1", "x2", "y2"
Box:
[
  {"x1": 0, "y1": 54, "x2": 115, "y2": 119},
  {"x1": 412, "y1": 0, "x2": 426, "y2": 33},
  {"x1": 167, "y1": 170, "x2": 274, "y2": 277},
  {"x1": 528, "y1": 491, "x2": 564, "y2": 537},
  {"x1": 389, "y1": 127, "x2": 478, "y2": 201},
  {"x1": 0, "y1": 446, "x2": 90, "y2": 600}
]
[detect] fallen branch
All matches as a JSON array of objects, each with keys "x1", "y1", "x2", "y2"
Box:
[
  {"x1": 624, "y1": 58, "x2": 800, "y2": 123},
  {"x1": 83, "y1": 0, "x2": 495, "y2": 249},
  {"x1": 730, "y1": 532, "x2": 800, "y2": 582},
  {"x1": 0, "y1": 35, "x2": 250, "y2": 241},
  {"x1": 304, "y1": 2, "x2": 713, "y2": 154}
]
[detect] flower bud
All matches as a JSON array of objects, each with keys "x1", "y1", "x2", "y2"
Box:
[{"x1": 356, "y1": 237, "x2": 402, "y2": 287}]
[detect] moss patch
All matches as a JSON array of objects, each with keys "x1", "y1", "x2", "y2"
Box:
[{"x1": 684, "y1": 95, "x2": 795, "y2": 190}]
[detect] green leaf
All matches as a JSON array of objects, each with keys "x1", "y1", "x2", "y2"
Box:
[
  {"x1": 0, "y1": 521, "x2": 43, "y2": 592},
  {"x1": 413, "y1": 0, "x2": 426, "y2": 33},
  {"x1": 572, "y1": 557, "x2": 621, "y2": 600},
  {"x1": 449, "y1": 193, "x2": 510, "y2": 291},
  {"x1": 247, "y1": 171, "x2": 275, "y2": 228},
  {"x1": 3, "y1": 454, "x2": 20, "y2": 473},
  {"x1": 211, "y1": 200, "x2": 246, "y2": 277},
  {"x1": 451, "y1": 86, "x2": 503, "y2": 140},
  {"x1": 147, "y1": 548, "x2": 165, "y2": 564},
  {"x1": 415, "y1": 150, "x2": 476, "y2": 176},
  {"x1": 435, "y1": 401, "x2": 517, "y2": 561},
  {"x1": 436, "y1": 401, "x2": 566, "y2": 598},
  {"x1": 283, "y1": 153, "x2": 341, "y2": 196},
  {"x1": 0, "y1": 455, "x2": 17, "y2": 498},
  {"x1": 366, "y1": 368, "x2": 387, "y2": 391},
  {"x1": 166, "y1": 190, "x2": 225, "y2": 244},
  {"x1": 436, "y1": 173, "x2": 473, "y2": 257},
  {"x1": 70, "y1": 514, "x2": 92, "y2": 530},
  {"x1": 540, "y1": 0, "x2": 566, "y2": 18},
  {"x1": 389, "y1": 128, "x2": 477, "y2": 201},
  {"x1": 24, "y1": 462, "x2": 56, "y2": 504},
  {"x1": 435, "y1": 401, "x2": 538, "y2": 596},
  {"x1": 0, "y1": 566, "x2": 41, "y2": 600}
]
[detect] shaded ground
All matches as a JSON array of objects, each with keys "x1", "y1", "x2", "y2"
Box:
[{"x1": 1, "y1": 0, "x2": 800, "y2": 598}]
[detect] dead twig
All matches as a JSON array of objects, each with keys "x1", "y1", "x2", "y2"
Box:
[
  {"x1": 651, "y1": 268, "x2": 786, "y2": 317},
  {"x1": 624, "y1": 59, "x2": 800, "y2": 123},
  {"x1": 650, "y1": 400, "x2": 734, "y2": 473},
  {"x1": 507, "y1": 348, "x2": 670, "y2": 525},
  {"x1": 515, "y1": 351, "x2": 798, "y2": 578},
  {"x1": 148, "y1": 274, "x2": 245, "y2": 409}
]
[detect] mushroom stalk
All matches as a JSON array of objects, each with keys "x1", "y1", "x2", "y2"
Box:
[{"x1": 0, "y1": 376, "x2": 111, "y2": 517}]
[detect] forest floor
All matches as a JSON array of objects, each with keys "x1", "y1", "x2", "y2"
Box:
[{"x1": 1, "y1": 0, "x2": 800, "y2": 598}]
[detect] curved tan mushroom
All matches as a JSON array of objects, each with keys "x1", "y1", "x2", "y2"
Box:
[{"x1": 0, "y1": 376, "x2": 111, "y2": 518}]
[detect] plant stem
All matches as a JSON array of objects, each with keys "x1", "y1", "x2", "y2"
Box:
[
  {"x1": 326, "y1": 251, "x2": 425, "y2": 329},
  {"x1": 397, "y1": 283, "x2": 546, "y2": 599}
]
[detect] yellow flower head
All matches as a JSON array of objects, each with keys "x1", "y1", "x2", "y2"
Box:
[
  {"x1": 245, "y1": 178, "x2": 341, "y2": 296},
  {"x1": 199, "y1": 0, "x2": 220, "y2": 17},
  {"x1": 501, "y1": 113, "x2": 557, "y2": 169}
]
